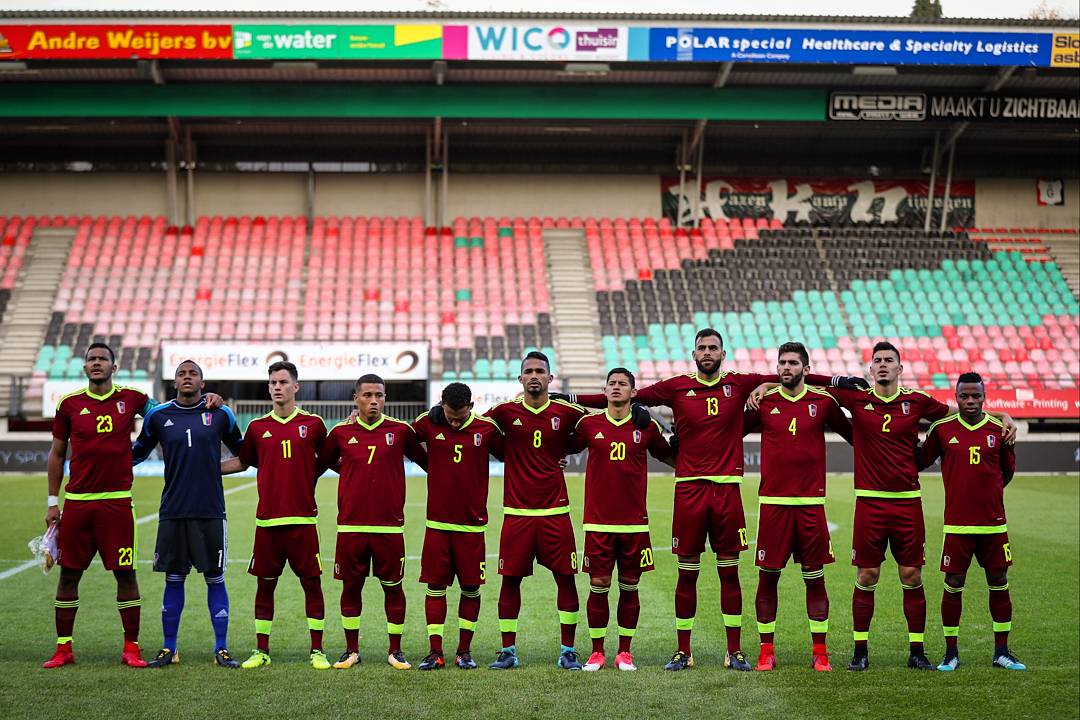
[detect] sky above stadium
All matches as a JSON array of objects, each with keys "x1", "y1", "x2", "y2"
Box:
[{"x1": 5, "y1": 0, "x2": 1078, "y2": 19}]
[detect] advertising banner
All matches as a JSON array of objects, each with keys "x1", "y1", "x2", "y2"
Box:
[
  {"x1": 661, "y1": 176, "x2": 976, "y2": 227},
  {"x1": 829, "y1": 91, "x2": 1079, "y2": 122},
  {"x1": 427, "y1": 379, "x2": 563, "y2": 415},
  {"x1": 444, "y1": 23, "x2": 628, "y2": 61},
  {"x1": 0, "y1": 24, "x2": 233, "y2": 59},
  {"x1": 232, "y1": 24, "x2": 441, "y2": 60},
  {"x1": 160, "y1": 342, "x2": 429, "y2": 381},
  {"x1": 42, "y1": 380, "x2": 155, "y2": 418},
  {"x1": 644, "y1": 27, "x2": 1059, "y2": 67},
  {"x1": 923, "y1": 389, "x2": 1080, "y2": 419}
]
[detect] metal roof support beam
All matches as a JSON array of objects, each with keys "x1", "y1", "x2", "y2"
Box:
[
  {"x1": 924, "y1": 130, "x2": 940, "y2": 234},
  {"x1": 933, "y1": 65, "x2": 1017, "y2": 165},
  {"x1": 938, "y1": 139, "x2": 956, "y2": 235},
  {"x1": 686, "y1": 62, "x2": 733, "y2": 160}
]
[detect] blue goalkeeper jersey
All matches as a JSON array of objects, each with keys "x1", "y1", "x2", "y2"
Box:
[{"x1": 132, "y1": 398, "x2": 243, "y2": 520}]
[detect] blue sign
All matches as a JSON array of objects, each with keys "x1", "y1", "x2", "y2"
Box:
[{"x1": 635, "y1": 27, "x2": 1055, "y2": 66}]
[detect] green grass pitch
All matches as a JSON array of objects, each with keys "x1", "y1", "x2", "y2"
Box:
[{"x1": 0, "y1": 472, "x2": 1076, "y2": 719}]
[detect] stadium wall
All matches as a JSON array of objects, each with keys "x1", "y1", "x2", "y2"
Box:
[
  {"x1": 446, "y1": 174, "x2": 661, "y2": 217},
  {"x1": 975, "y1": 178, "x2": 1080, "y2": 229},
  {"x1": 0, "y1": 173, "x2": 170, "y2": 216}
]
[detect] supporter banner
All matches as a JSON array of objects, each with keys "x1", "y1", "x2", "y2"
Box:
[
  {"x1": 829, "y1": 92, "x2": 1079, "y2": 122},
  {"x1": 42, "y1": 380, "x2": 155, "y2": 418},
  {"x1": 443, "y1": 23, "x2": 628, "y2": 61},
  {"x1": 160, "y1": 342, "x2": 429, "y2": 381},
  {"x1": 661, "y1": 176, "x2": 976, "y2": 227},
  {"x1": 232, "y1": 24, "x2": 441, "y2": 60},
  {"x1": 644, "y1": 27, "x2": 1059, "y2": 67},
  {"x1": 0, "y1": 24, "x2": 233, "y2": 59},
  {"x1": 924, "y1": 389, "x2": 1080, "y2": 419},
  {"x1": 427, "y1": 379, "x2": 564, "y2": 415}
]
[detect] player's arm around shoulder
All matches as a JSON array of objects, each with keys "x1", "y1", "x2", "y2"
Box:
[
  {"x1": 817, "y1": 389, "x2": 853, "y2": 445},
  {"x1": 918, "y1": 416, "x2": 951, "y2": 471}
]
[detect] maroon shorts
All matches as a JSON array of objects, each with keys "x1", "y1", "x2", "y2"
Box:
[
  {"x1": 420, "y1": 528, "x2": 486, "y2": 586},
  {"x1": 851, "y1": 497, "x2": 926, "y2": 568},
  {"x1": 583, "y1": 530, "x2": 655, "y2": 576},
  {"x1": 58, "y1": 499, "x2": 137, "y2": 571},
  {"x1": 754, "y1": 504, "x2": 835, "y2": 570},
  {"x1": 248, "y1": 524, "x2": 323, "y2": 579},
  {"x1": 498, "y1": 513, "x2": 578, "y2": 577},
  {"x1": 940, "y1": 532, "x2": 1012, "y2": 574},
  {"x1": 334, "y1": 531, "x2": 405, "y2": 582},
  {"x1": 671, "y1": 481, "x2": 748, "y2": 556}
]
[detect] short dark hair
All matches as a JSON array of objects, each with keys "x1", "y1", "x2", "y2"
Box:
[
  {"x1": 85, "y1": 342, "x2": 115, "y2": 364},
  {"x1": 355, "y1": 373, "x2": 385, "y2": 391},
  {"x1": 521, "y1": 350, "x2": 550, "y2": 372},
  {"x1": 441, "y1": 382, "x2": 472, "y2": 410},
  {"x1": 694, "y1": 328, "x2": 724, "y2": 348},
  {"x1": 175, "y1": 359, "x2": 203, "y2": 379},
  {"x1": 872, "y1": 340, "x2": 901, "y2": 363},
  {"x1": 777, "y1": 341, "x2": 809, "y2": 366},
  {"x1": 606, "y1": 367, "x2": 636, "y2": 388},
  {"x1": 268, "y1": 360, "x2": 298, "y2": 382},
  {"x1": 956, "y1": 371, "x2": 985, "y2": 388}
]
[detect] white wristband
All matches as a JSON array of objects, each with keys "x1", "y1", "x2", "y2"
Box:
[{"x1": 47, "y1": 495, "x2": 59, "y2": 508}]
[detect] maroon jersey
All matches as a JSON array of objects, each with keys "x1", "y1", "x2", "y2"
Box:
[
  {"x1": 579, "y1": 371, "x2": 792, "y2": 483},
  {"x1": 239, "y1": 408, "x2": 327, "y2": 526},
  {"x1": 413, "y1": 412, "x2": 503, "y2": 530},
  {"x1": 319, "y1": 415, "x2": 427, "y2": 530},
  {"x1": 828, "y1": 386, "x2": 950, "y2": 497},
  {"x1": 569, "y1": 411, "x2": 670, "y2": 531},
  {"x1": 922, "y1": 414, "x2": 1015, "y2": 531},
  {"x1": 743, "y1": 386, "x2": 851, "y2": 503},
  {"x1": 487, "y1": 397, "x2": 586, "y2": 513},
  {"x1": 53, "y1": 385, "x2": 153, "y2": 496}
]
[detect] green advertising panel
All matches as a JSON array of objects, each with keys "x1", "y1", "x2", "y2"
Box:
[{"x1": 232, "y1": 24, "x2": 442, "y2": 59}]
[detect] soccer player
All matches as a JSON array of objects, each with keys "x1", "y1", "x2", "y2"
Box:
[
  {"x1": 564, "y1": 329, "x2": 858, "y2": 671},
  {"x1": 750, "y1": 340, "x2": 1015, "y2": 671},
  {"x1": 480, "y1": 350, "x2": 598, "y2": 670},
  {"x1": 221, "y1": 361, "x2": 330, "y2": 670},
  {"x1": 919, "y1": 372, "x2": 1024, "y2": 671},
  {"x1": 412, "y1": 382, "x2": 503, "y2": 670},
  {"x1": 567, "y1": 368, "x2": 672, "y2": 672},
  {"x1": 318, "y1": 373, "x2": 428, "y2": 671},
  {"x1": 742, "y1": 343, "x2": 852, "y2": 673},
  {"x1": 131, "y1": 360, "x2": 243, "y2": 669},
  {"x1": 42, "y1": 343, "x2": 157, "y2": 668}
]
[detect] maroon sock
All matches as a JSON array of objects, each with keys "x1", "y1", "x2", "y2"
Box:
[
  {"x1": 988, "y1": 582, "x2": 1012, "y2": 649},
  {"x1": 116, "y1": 596, "x2": 141, "y2": 643},
  {"x1": 852, "y1": 580, "x2": 876, "y2": 650},
  {"x1": 340, "y1": 579, "x2": 363, "y2": 653},
  {"x1": 755, "y1": 569, "x2": 780, "y2": 645},
  {"x1": 54, "y1": 593, "x2": 79, "y2": 643},
  {"x1": 803, "y1": 569, "x2": 828, "y2": 646},
  {"x1": 902, "y1": 583, "x2": 927, "y2": 653},
  {"x1": 717, "y1": 559, "x2": 742, "y2": 653},
  {"x1": 616, "y1": 577, "x2": 640, "y2": 654},
  {"x1": 300, "y1": 575, "x2": 324, "y2": 652},
  {"x1": 555, "y1": 573, "x2": 579, "y2": 648},
  {"x1": 675, "y1": 559, "x2": 699, "y2": 654},
  {"x1": 587, "y1": 584, "x2": 609, "y2": 653},
  {"x1": 426, "y1": 586, "x2": 448, "y2": 653},
  {"x1": 382, "y1": 581, "x2": 406, "y2": 654},
  {"x1": 941, "y1": 584, "x2": 964, "y2": 653},
  {"x1": 457, "y1": 586, "x2": 481, "y2": 653},
  {"x1": 498, "y1": 576, "x2": 522, "y2": 648},
  {"x1": 255, "y1": 577, "x2": 277, "y2": 653}
]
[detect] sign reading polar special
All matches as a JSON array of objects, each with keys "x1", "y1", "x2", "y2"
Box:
[
  {"x1": 644, "y1": 27, "x2": 1066, "y2": 66},
  {"x1": 443, "y1": 23, "x2": 628, "y2": 61},
  {"x1": 160, "y1": 342, "x2": 430, "y2": 381}
]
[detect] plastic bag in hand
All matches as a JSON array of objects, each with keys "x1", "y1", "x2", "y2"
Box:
[{"x1": 28, "y1": 524, "x2": 59, "y2": 573}]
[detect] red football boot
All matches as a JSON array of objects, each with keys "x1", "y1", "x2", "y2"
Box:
[
  {"x1": 811, "y1": 644, "x2": 832, "y2": 672},
  {"x1": 121, "y1": 640, "x2": 148, "y2": 668},
  {"x1": 42, "y1": 642, "x2": 75, "y2": 669},
  {"x1": 756, "y1": 643, "x2": 777, "y2": 671}
]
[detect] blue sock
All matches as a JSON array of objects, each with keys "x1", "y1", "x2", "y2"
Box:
[
  {"x1": 206, "y1": 573, "x2": 230, "y2": 652},
  {"x1": 162, "y1": 575, "x2": 187, "y2": 652}
]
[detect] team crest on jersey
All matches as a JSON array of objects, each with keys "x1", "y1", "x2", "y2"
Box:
[
  {"x1": 633, "y1": 430, "x2": 642, "y2": 444},
  {"x1": 808, "y1": 403, "x2": 817, "y2": 417},
  {"x1": 202, "y1": 412, "x2": 213, "y2": 426},
  {"x1": 385, "y1": 432, "x2": 395, "y2": 446},
  {"x1": 474, "y1": 433, "x2": 483, "y2": 446},
  {"x1": 116, "y1": 401, "x2": 126, "y2": 415},
  {"x1": 299, "y1": 424, "x2": 308, "y2": 438},
  {"x1": 987, "y1": 434, "x2": 995, "y2": 448},
  {"x1": 551, "y1": 417, "x2": 560, "y2": 431},
  {"x1": 722, "y1": 385, "x2": 732, "y2": 397},
  {"x1": 901, "y1": 401, "x2": 911, "y2": 415}
]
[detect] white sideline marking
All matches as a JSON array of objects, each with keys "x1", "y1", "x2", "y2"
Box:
[{"x1": 0, "y1": 481, "x2": 258, "y2": 582}]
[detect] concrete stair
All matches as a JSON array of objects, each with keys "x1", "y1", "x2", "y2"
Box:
[
  {"x1": 0, "y1": 228, "x2": 72, "y2": 415},
  {"x1": 543, "y1": 229, "x2": 604, "y2": 394},
  {"x1": 1044, "y1": 235, "x2": 1080, "y2": 300}
]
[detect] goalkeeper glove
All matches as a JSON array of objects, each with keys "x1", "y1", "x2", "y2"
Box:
[
  {"x1": 427, "y1": 404, "x2": 447, "y2": 426},
  {"x1": 831, "y1": 375, "x2": 870, "y2": 391},
  {"x1": 631, "y1": 403, "x2": 652, "y2": 430},
  {"x1": 549, "y1": 392, "x2": 579, "y2": 404}
]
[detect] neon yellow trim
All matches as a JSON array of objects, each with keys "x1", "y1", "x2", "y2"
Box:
[
  {"x1": 427, "y1": 624, "x2": 445, "y2": 637},
  {"x1": 355, "y1": 414, "x2": 386, "y2": 431},
  {"x1": 757, "y1": 621, "x2": 776, "y2": 634},
  {"x1": 992, "y1": 621, "x2": 1012, "y2": 632},
  {"x1": 583, "y1": 523, "x2": 649, "y2": 533},
  {"x1": 855, "y1": 582, "x2": 877, "y2": 592},
  {"x1": 256, "y1": 516, "x2": 317, "y2": 527},
  {"x1": 337, "y1": 524, "x2": 404, "y2": 533},
  {"x1": 855, "y1": 490, "x2": 922, "y2": 499},
  {"x1": 457, "y1": 413, "x2": 476, "y2": 431},
  {"x1": 85, "y1": 384, "x2": 119, "y2": 402},
  {"x1": 809, "y1": 619, "x2": 829, "y2": 633},
  {"x1": 54, "y1": 600, "x2": 79, "y2": 608},
  {"x1": 56, "y1": 636, "x2": 73, "y2": 644},
  {"x1": 871, "y1": 387, "x2": 902, "y2": 404},
  {"x1": 675, "y1": 617, "x2": 694, "y2": 630},
  {"x1": 723, "y1": 614, "x2": 742, "y2": 628},
  {"x1": 775, "y1": 385, "x2": 808, "y2": 402},
  {"x1": 458, "y1": 618, "x2": 478, "y2": 631},
  {"x1": 341, "y1": 616, "x2": 360, "y2": 630},
  {"x1": 604, "y1": 410, "x2": 632, "y2": 426},
  {"x1": 255, "y1": 619, "x2": 272, "y2": 635},
  {"x1": 498, "y1": 619, "x2": 518, "y2": 633},
  {"x1": 988, "y1": 584, "x2": 1009, "y2": 591},
  {"x1": 944, "y1": 524, "x2": 1007, "y2": 534},
  {"x1": 944, "y1": 584, "x2": 964, "y2": 594},
  {"x1": 522, "y1": 399, "x2": 551, "y2": 415},
  {"x1": 675, "y1": 475, "x2": 742, "y2": 484},
  {"x1": 387, "y1": 623, "x2": 404, "y2": 635},
  {"x1": 943, "y1": 626, "x2": 959, "y2": 637},
  {"x1": 909, "y1": 632, "x2": 925, "y2": 643},
  {"x1": 853, "y1": 631, "x2": 869, "y2": 641},
  {"x1": 426, "y1": 520, "x2": 486, "y2": 533},
  {"x1": 589, "y1": 627, "x2": 607, "y2": 639},
  {"x1": 759, "y1": 496, "x2": 825, "y2": 506},
  {"x1": 617, "y1": 626, "x2": 636, "y2": 637},
  {"x1": 64, "y1": 491, "x2": 132, "y2": 501},
  {"x1": 116, "y1": 599, "x2": 141, "y2": 609},
  {"x1": 957, "y1": 414, "x2": 991, "y2": 432},
  {"x1": 503, "y1": 506, "x2": 570, "y2": 516},
  {"x1": 589, "y1": 585, "x2": 610, "y2": 594},
  {"x1": 692, "y1": 372, "x2": 723, "y2": 387},
  {"x1": 307, "y1": 617, "x2": 325, "y2": 631},
  {"x1": 927, "y1": 414, "x2": 959, "y2": 434},
  {"x1": 558, "y1": 610, "x2": 579, "y2": 625},
  {"x1": 267, "y1": 407, "x2": 301, "y2": 425},
  {"x1": 425, "y1": 588, "x2": 446, "y2": 597}
]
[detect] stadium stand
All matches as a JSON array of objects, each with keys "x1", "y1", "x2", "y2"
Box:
[{"x1": 0, "y1": 216, "x2": 35, "y2": 325}]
